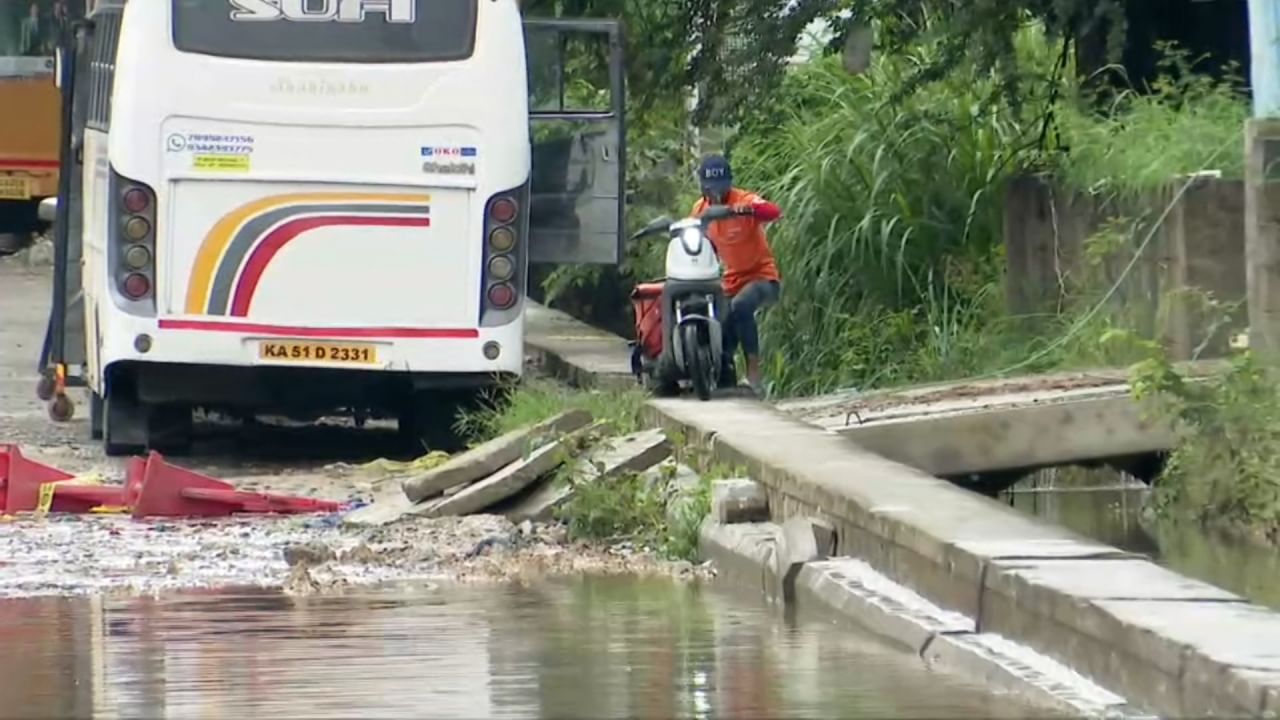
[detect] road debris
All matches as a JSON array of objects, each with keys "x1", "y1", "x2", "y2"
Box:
[
  {"x1": 0, "y1": 420, "x2": 711, "y2": 598},
  {"x1": 1, "y1": 445, "x2": 343, "y2": 519},
  {"x1": 344, "y1": 415, "x2": 682, "y2": 532}
]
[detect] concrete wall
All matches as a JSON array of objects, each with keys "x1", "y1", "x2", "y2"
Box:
[{"x1": 1004, "y1": 174, "x2": 1247, "y2": 359}]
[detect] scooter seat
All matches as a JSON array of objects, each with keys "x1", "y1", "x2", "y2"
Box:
[{"x1": 631, "y1": 282, "x2": 666, "y2": 300}]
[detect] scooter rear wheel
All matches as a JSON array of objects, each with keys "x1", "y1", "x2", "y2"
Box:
[{"x1": 683, "y1": 324, "x2": 715, "y2": 401}]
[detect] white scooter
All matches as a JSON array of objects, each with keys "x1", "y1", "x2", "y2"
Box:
[{"x1": 628, "y1": 205, "x2": 744, "y2": 401}]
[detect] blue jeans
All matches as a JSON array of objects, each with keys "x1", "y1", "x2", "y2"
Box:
[{"x1": 722, "y1": 279, "x2": 780, "y2": 370}]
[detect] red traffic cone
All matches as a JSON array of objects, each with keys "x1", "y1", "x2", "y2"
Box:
[
  {"x1": 0, "y1": 444, "x2": 12, "y2": 509},
  {"x1": 131, "y1": 452, "x2": 341, "y2": 519},
  {"x1": 2, "y1": 446, "x2": 125, "y2": 514}
]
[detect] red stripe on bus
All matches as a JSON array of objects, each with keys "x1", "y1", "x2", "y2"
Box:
[
  {"x1": 229, "y1": 214, "x2": 431, "y2": 317},
  {"x1": 157, "y1": 319, "x2": 478, "y2": 339}
]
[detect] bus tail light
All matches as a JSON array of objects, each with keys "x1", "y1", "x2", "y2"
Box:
[
  {"x1": 489, "y1": 196, "x2": 517, "y2": 225},
  {"x1": 110, "y1": 169, "x2": 157, "y2": 315},
  {"x1": 123, "y1": 273, "x2": 151, "y2": 299},
  {"x1": 480, "y1": 183, "x2": 529, "y2": 327},
  {"x1": 122, "y1": 188, "x2": 150, "y2": 214},
  {"x1": 487, "y1": 282, "x2": 516, "y2": 309}
]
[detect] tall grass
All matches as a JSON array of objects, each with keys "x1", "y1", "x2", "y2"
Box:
[
  {"x1": 728, "y1": 31, "x2": 1249, "y2": 397},
  {"x1": 732, "y1": 39, "x2": 1050, "y2": 394},
  {"x1": 1055, "y1": 44, "x2": 1247, "y2": 195}
]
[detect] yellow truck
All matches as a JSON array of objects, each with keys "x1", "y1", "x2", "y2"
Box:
[{"x1": 0, "y1": 0, "x2": 63, "y2": 254}]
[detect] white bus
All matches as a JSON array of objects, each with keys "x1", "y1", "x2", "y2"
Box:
[{"x1": 41, "y1": 0, "x2": 625, "y2": 454}]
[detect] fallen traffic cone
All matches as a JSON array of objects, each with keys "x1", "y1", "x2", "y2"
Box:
[
  {"x1": 0, "y1": 445, "x2": 11, "y2": 509},
  {"x1": 131, "y1": 452, "x2": 341, "y2": 519},
  {"x1": 2, "y1": 446, "x2": 126, "y2": 514},
  {"x1": 124, "y1": 455, "x2": 147, "y2": 507}
]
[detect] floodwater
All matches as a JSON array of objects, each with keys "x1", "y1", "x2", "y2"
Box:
[
  {"x1": 0, "y1": 577, "x2": 1050, "y2": 719},
  {"x1": 1005, "y1": 468, "x2": 1280, "y2": 610}
]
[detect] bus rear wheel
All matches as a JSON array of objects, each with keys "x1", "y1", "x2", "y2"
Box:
[
  {"x1": 101, "y1": 374, "x2": 194, "y2": 456},
  {"x1": 89, "y1": 392, "x2": 104, "y2": 440},
  {"x1": 397, "y1": 390, "x2": 474, "y2": 454},
  {"x1": 102, "y1": 383, "x2": 147, "y2": 457}
]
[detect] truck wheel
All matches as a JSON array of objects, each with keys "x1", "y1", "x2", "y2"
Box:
[{"x1": 683, "y1": 324, "x2": 714, "y2": 401}]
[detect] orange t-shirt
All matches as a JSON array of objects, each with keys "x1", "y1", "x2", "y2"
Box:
[{"x1": 691, "y1": 187, "x2": 781, "y2": 297}]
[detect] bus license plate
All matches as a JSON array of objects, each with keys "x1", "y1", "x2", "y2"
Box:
[
  {"x1": 258, "y1": 341, "x2": 378, "y2": 365},
  {"x1": 0, "y1": 178, "x2": 30, "y2": 200}
]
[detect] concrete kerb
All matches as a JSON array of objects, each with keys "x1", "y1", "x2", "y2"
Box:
[
  {"x1": 700, "y1": 518, "x2": 1146, "y2": 719},
  {"x1": 648, "y1": 397, "x2": 1275, "y2": 717},
  {"x1": 524, "y1": 302, "x2": 1280, "y2": 717}
]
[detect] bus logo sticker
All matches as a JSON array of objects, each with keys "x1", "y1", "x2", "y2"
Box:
[
  {"x1": 228, "y1": 0, "x2": 415, "y2": 23},
  {"x1": 421, "y1": 146, "x2": 477, "y2": 158},
  {"x1": 421, "y1": 146, "x2": 476, "y2": 175}
]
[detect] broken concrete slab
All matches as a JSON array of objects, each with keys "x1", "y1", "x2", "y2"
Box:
[
  {"x1": 646, "y1": 458, "x2": 699, "y2": 491},
  {"x1": 413, "y1": 446, "x2": 559, "y2": 518},
  {"x1": 402, "y1": 408, "x2": 592, "y2": 503},
  {"x1": 711, "y1": 478, "x2": 769, "y2": 524},
  {"x1": 776, "y1": 516, "x2": 829, "y2": 602},
  {"x1": 699, "y1": 519, "x2": 782, "y2": 603},
  {"x1": 504, "y1": 427, "x2": 671, "y2": 523},
  {"x1": 798, "y1": 558, "x2": 974, "y2": 652},
  {"x1": 341, "y1": 488, "x2": 414, "y2": 527},
  {"x1": 588, "y1": 429, "x2": 672, "y2": 483},
  {"x1": 417, "y1": 425, "x2": 592, "y2": 518}
]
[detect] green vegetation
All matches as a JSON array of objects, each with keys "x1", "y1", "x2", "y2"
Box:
[
  {"x1": 456, "y1": 382, "x2": 738, "y2": 561},
  {"x1": 529, "y1": 9, "x2": 1247, "y2": 396},
  {"x1": 558, "y1": 445, "x2": 721, "y2": 562},
  {"x1": 732, "y1": 35, "x2": 1246, "y2": 396},
  {"x1": 510, "y1": 2, "x2": 1266, "y2": 541},
  {"x1": 455, "y1": 377, "x2": 646, "y2": 442},
  {"x1": 1132, "y1": 351, "x2": 1280, "y2": 545}
]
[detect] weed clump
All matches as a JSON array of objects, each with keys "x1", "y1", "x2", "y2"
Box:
[
  {"x1": 558, "y1": 461, "x2": 712, "y2": 562},
  {"x1": 454, "y1": 378, "x2": 647, "y2": 443},
  {"x1": 1133, "y1": 351, "x2": 1280, "y2": 544},
  {"x1": 456, "y1": 381, "x2": 737, "y2": 561}
]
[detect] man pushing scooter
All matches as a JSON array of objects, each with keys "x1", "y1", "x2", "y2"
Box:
[{"x1": 690, "y1": 154, "x2": 783, "y2": 397}]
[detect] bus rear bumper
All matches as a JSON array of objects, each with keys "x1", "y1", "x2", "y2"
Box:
[{"x1": 98, "y1": 316, "x2": 525, "y2": 385}]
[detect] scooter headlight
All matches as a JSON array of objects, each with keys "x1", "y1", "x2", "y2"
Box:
[{"x1": 680, "y1": 228, "x2": 703, "y2": 256}]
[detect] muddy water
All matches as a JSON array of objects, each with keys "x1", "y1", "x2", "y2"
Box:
[
  {"x1": 0, "y1": 578, "x2": 1049, "y2": 719},
  {"x1": 1005, "y1": 468, "x2": 1280, "y2": 610}
]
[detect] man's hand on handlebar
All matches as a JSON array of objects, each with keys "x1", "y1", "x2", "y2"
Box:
[{"x1": 731, "y1": 203, "x2": 755, "y2": 216}]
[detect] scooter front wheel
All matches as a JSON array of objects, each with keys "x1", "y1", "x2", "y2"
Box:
[{"x1": 683, "y1": 324, "x2": 715, "y2": 401}]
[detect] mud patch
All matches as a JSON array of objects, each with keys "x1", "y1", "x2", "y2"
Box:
[{"x1": 0, "y1": 511, "x2": 709, "y2": 598}]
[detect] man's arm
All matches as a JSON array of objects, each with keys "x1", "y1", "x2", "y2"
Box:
[{"x1": 732, "y1": 194, "x2": 782, "y2": 222}]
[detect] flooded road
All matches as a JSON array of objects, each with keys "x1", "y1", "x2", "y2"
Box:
[
  {"x1": 0, "y1": 577, "x2": 1049, "y2": 719},
  {"x1": 1005, "y1": 468, "x2": 1280, "y2": 610}
]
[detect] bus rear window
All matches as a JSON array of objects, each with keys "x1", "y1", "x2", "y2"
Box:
[{"x1": 171, "y1": 0, "x2": 477, "y2": 63}]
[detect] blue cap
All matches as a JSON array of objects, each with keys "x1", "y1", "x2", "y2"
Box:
[{"x1": 698, "y1": 154, "x2": 732, "y2": 195}]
